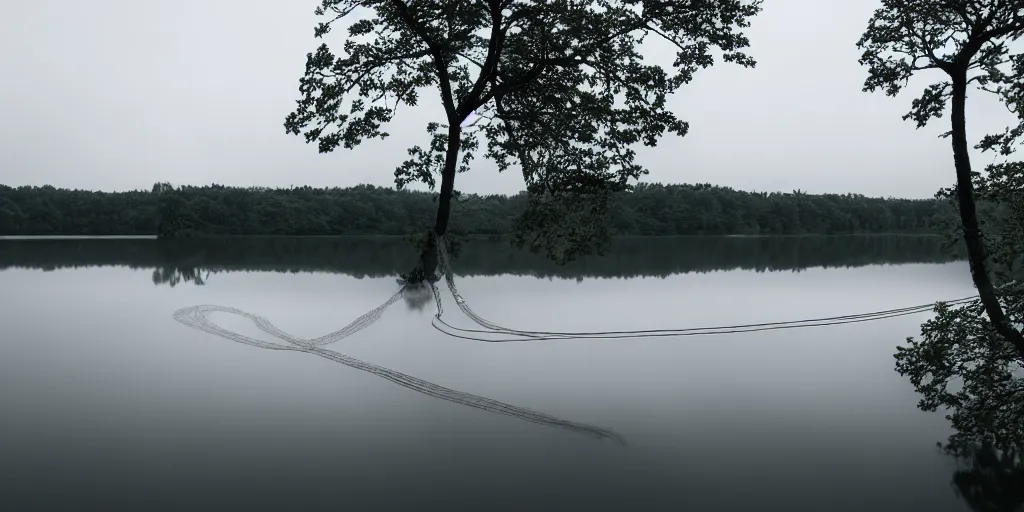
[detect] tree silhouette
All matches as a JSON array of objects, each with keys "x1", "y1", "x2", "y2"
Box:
[
  {"x1": 283, "y1": 0, "x2": 761, "y2": 263},
  {"x1": 894, "y1": 164, "x2": 1023, "y2": 465},
  {"x1": 857, "y1": 0, "x2": 1024, "y2": 356}
]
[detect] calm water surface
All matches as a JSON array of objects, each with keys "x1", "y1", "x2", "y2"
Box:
[{"x1": 0, "y1": 236, "x2": 985, "y2": 511}]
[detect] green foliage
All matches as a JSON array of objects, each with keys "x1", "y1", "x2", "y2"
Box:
[
  {"x1": 860, "y1": 1, "x2": 1024, "y2": 454},
  {"x1": 155, "y1": 191, "x2": 200, "y2": 240},
  {"x1": 976, "y1": 162, "x2": 1024, "y2": 283},
  {"x1": 0, "y1": 182, "x2": 959, "y2": 238},
  {"x1": 511, "y1": 188, "x2": 615, "y2": 264},
  {"x1": 897, "y1": 163, "x2": 1024, "y2": 455},
  {"x1": 284, "y1": 0, "x2": 762, "y2": 261},
  {"x1": 0, "y1": 185, "x2": 156, "y2": 235},
  {"x1": 935, "y1": 162, "x2": 1024, "y2": 280},
  {"x1": 857, "y1": 0, "x2": 1024, "y2": 150},
  {"x1": 896, "y1": 296, "x2": 1024, "y2": 455}
]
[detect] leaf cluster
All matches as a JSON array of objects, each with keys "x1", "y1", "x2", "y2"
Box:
[
  {"x1": 900, "y1": 161, "x2": 1024, "y2": 453},
  {"x1": 857, "y1": 0, "x2": 1024, "y2": 147},
  {"x1": 283, "y1": 0, "x2": 761, "y2": 261},
  {"x1": 897, "y1": 291, "x2": 1024, "y2": 455}
]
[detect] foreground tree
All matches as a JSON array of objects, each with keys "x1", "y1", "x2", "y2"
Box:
[
  {"x1": 284, "y1": 0, "x2": 761, "y2": 263},
  {"x1": 857, "y1": 0, "x2": 1024, "y2": 356},
  {"x1": 895, "y1": 163, "x2": 1023, "y2": 454}
]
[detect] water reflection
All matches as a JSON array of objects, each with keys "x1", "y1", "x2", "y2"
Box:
[
  {"x1": 151, "y1": 266, "x2": 211, "y2": 287},
  {"x1": 950, "y1": 442, "x2": 1024, "y2": 511},
  {"x1": 0, "y1": 235, "x2": 964, "y2": 288},
  {"x1": 7, "y1": 234, "x2": 1010, "y2": 510},
  {"x1": 168, "y1": 240, "x2": 625, "y2": 445},
  {"x1": 399, "y1": 281, "x2": 436, "y2": 311}
]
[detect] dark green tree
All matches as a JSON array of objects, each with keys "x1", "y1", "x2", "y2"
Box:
[
  {"x1": 857, "y1": 0, "x2": 1024, "y2": 356},
  {"x1": 283, "y1": 0, "x2": 761, "y2": 263},
  {"x1": 861, "y1": 0, "x2": 1024, "y2": 461},
  {"x1": 895, "y1": 163, "x2": 1023, "y2": 457},
  {"x1": 0, "y1": 182, "x2": 961, "y2": 238}
]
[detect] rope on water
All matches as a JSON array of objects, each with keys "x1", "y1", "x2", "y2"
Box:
[
  {"x1": 429, "y1": 234, "x2": 980, "y2": 342},
  {"x1": 172, "y1": 290, "x2": 625, "y2": 444}
]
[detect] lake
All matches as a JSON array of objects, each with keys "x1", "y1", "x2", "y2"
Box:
[{"x1": 0, "y1": 235, "x2": 987, "y2": 511}]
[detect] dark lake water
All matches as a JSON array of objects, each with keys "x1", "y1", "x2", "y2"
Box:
[{"x1": 0, "y1": 235, "x2": 995, "y2": 511}]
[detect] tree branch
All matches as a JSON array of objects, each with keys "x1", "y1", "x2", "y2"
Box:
[
  {"x1": 459, "y1": 0, "x2": 504, "y2": 119},
  {"x1": 388, "y1": 0, "x2": 457, "y2": 117},
  {"x1": 938, "y1": 0, "x2": 974, "y2": 30}
]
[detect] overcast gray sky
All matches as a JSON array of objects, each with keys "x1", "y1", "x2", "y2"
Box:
[{"x1": 0, "y1": 0, "x2": 1018, "y2": 198}]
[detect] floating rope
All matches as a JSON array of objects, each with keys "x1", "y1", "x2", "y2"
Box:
[
  {"x1": 172, "y1": 233, "x2": 986, "y2": 445},
  {"x1": 172, "y1": 289, "x2": 625, "y2": 444},
  {"x1": 429, "y1": 234, "x2": 979, "y2": 342}
]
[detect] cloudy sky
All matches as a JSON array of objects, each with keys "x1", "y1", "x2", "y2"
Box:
[{"x1": 0, "y1": 0, "x2": 1018, "y2": 198}]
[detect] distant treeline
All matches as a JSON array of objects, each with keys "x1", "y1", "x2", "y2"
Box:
[
  {"x1": 0, "y1": 235, "x2": 963, "y2": 284},
  {"x1": 0, "y1": 183, "x2": 958, "y2": 238}
]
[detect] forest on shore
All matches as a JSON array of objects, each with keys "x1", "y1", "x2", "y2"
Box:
[{"x1": 0, "y1": 182, "x2": 959, "y2": 238}]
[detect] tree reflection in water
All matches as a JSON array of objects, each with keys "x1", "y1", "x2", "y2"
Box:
[
  {"x1": 130, "y1": 235, "x2": 1024, "y2": 507},
  {"x1": 400, "y1": 282, "x2": 436, "y2": 311},
  {"x1": 949, "y1": 442, "x2": 1024, "y2": 512},
  {"x1": 151, "y1": 266, "x2": 211, "y2": 287},
  {"x1": 0, "y1": 234, "x2": 964, "y2": 280}
]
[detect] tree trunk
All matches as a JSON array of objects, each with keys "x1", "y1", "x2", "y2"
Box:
[
  {"x1": 411, "y1": 124, "x2": 462, "y2": 280},
  {"x1": 433, "y1": 124, "x2": 462, "y2": 237},
  {"x1": 949, "y1": 76, "x2": 1024, "y2": 358}
]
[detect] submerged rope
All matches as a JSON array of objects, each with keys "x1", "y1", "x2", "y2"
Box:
[{"x1": 172, "y1": 290, "x2": 625, "y2": 444}]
